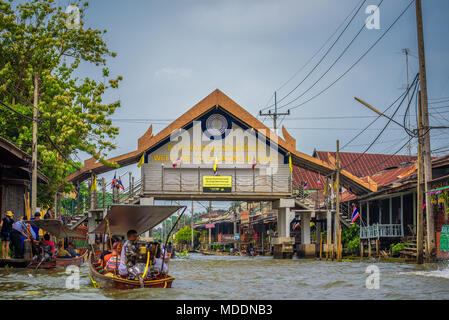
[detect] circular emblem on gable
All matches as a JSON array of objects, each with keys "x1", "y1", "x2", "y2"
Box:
[{"x1": 205, "y1": 114, "x2": 228, "y2": 137}]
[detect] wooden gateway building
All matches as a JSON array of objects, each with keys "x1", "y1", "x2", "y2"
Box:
[
  {"x1": 67, "y1": 89, "x2": 374, "y2": 258},
  {"x1": 0, "y1": 137, "x2": 49, "y2": 218}
]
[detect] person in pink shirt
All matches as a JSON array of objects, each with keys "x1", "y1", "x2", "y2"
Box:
[{"x1": 41, "y1": 233, "x2": 55, "y2": 260}]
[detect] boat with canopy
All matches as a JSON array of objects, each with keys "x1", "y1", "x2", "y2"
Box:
[
  {"x1": 88, "y1": 204, "x2": 186, "y2": 289},
  {"x1": 0, "y1": 219, "x2": 88, "y2": 269}
]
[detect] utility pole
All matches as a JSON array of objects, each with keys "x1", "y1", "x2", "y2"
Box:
[
  {"x1": 233, "y1": 202, "x2": 238, "y2": 250},
  {"x1": 208, "y1": 200, "x2": 212, "y2": 250},
  {"x1": 415, "y1": 0, "x2": 434, "y2": 258},
  {"x1": 417, "y1": 91, "x2": 424, "y2": 264},
  {"x1": 259, "y1": 92, "x2": 290, "y2": 134},
  {"x1": 402, "y1": 48, "x2": 412, "y2": 156},
  {"x1": 335, "y1": 140, "x2": 341, "y2": 261},
  {"x1": 31, "y1": 73, "x2": 39, "y2": 215},
  {"x1": 191, "y1": 200, "x2": 194, "y2": 250}
]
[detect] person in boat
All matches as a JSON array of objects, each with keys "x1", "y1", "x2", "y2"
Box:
[
  {"x1": 56, "y1": 242, "x2": 71, "y2": 258},
  {"x1": 67, "y1": 242, "x2": 79, "y2": 257},
  {"x1": 1, "y1": 211, "x2": 15, "y2": 259},
  {"x1": 10, "y1": 216, "x2": 35, "y2": 259},
  {"x1": 98, "y1": 237, "x2": 115, "y2": 266},
  {"x1": 43, "y1": 208, "x2": 53, "y2": 220},
  {"x1": 105, "y1": 242, "x2": 122, "y2": 272},
  {"x1": 40, "y1": 233, "x2": 55, "y2": 261},
  {"x1": 30, "y1": 212, "x2": 41, "y2": 241},
  {"x1": 118, "y1": 229, "x2": 139, "y2": 278},
  {"x1": 153, "y1": 245, "x2": 168, "y2": 274},
  {"x1": 167, "y1": 241, "x2": 176, "y2": 258}
]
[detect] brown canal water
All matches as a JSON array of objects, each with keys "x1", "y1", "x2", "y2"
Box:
[{"x1": 1, "y1": 253, "x2": 449, "y2": 300}]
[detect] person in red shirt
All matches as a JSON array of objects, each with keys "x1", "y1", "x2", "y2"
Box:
[{"x1": 41, "y1": 233, "x2": 55, "y2": 260}]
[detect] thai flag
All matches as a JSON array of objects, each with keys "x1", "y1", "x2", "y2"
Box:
[
  {"x1": 317, "y1": 176, "x2": 321, "y2": 187},
  {"x1": 252, "y1": 158, "x2": 257, "y2": 171},
  {"x1": 293, "y1": 221, "x2": 300, "y2": 230},
  {"x1": 118, "y1": 176, "x2": 125, "y2": 191},
  {"x1": 304, "y1": 182, "x2": 308, "y2": 190},
  {"x1": 351, "y1": 206, "x2": 360, "y2": 223},
  {"x1": 75, "y1": 183, "x2": 80, "y2": 199},
  {"x1": 111, "y1": 172, "x2": 116, "y2": 189},
  {"x1": 173, "y1": 155, "x2": 181, "y2": 168}
]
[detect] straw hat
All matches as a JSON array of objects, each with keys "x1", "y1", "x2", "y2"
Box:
[{"x1": 6, "y1": 211, "x2": 14, "y2": 217}]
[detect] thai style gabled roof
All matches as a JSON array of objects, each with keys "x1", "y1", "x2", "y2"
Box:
[{"x1": 67, "y1": 89, "x2": 376, "y2": 194}]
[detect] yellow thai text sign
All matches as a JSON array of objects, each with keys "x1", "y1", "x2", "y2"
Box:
[{"x1": 202, "y1": 176, "x2": 232, "y2": 192}]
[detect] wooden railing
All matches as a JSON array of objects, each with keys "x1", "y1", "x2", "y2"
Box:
[{"x1": 360, "y1": 223, "x2": 403, "y2": 239}]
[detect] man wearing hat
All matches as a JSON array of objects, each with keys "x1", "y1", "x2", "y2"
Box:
[{"x1": 1, "y1": 211, "x2": 14, "y2": 259}]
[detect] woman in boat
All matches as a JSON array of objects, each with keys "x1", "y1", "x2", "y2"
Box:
[
  {"x1": 105, "y1": 242, "x2": 122, "y2": 272},
  {"x1": 1, "y1": 211, "x2": 14, "y2": 259}
]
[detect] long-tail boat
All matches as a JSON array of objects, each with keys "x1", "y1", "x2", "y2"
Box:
[
  {"x1": 0, "y1": 219, "x2": 88, "y2": 269},
  {"x1": 87, "y1": 204, "x2": 185, "y2": 289}
]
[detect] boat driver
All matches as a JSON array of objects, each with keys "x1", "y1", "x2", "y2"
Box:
[{"x1": 118, "y1": 229, "x2": 139, "y2": 278}]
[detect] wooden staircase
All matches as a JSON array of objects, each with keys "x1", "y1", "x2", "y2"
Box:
[{"x1": 66, "y1": 212, "x2": 88, "y2": 230}]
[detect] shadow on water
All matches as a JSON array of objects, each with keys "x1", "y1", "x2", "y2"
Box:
[{"x1": 1, "y1": 253, "x2": 449, "y2": 299}]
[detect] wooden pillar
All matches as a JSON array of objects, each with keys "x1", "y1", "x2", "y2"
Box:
[
  {"x1": 389, "y1": 197, "x2": 393, "y2": 225},
  {"x1": 400, "y1": 194, "x2": 404, "y2": 237},
  {"x1": 367, "y1": 201, "x2": 371, "y2": 258},
  {"x1": 413, "y1": 192, "x2": 417, "y2": 235}
]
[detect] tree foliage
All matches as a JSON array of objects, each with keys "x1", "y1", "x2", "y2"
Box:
[
  {"x1": 174, "y1": 226, "x2": 199, "y2": 245},
  {"x1": 0, "y1": 0, "x2": 122, "y2": 206}
]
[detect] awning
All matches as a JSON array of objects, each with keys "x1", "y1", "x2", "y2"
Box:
[
  {"x1": 90, "y1": 204, "x2": 184, "y2": 236},
  {"x1": 26, "y1": 219, "x2": 82, "y2": 238}
]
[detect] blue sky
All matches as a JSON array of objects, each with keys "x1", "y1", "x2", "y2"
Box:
[{"x1": 60, "y1": 0, "x2": 449, "y2": 208}]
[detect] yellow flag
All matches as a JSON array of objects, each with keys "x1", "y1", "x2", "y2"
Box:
[
  {"x1": 91, "y1": 175, "x2": 97, "y2": 191},
  {"x1": 288, "y1": 154, "x2": 293, "y2": 173},
  {"x1": 323, "y1": 182, "x2": 327, "y2": 195},
  {"x1": 213, "y1": 157, "x2": 218, "y2": 172},
  {"x1": 334, "y1": 179, "x2": 338, "y2": 191},
  {"x1": 137, "y1": 153, "x2": 144, "y2": 168}
]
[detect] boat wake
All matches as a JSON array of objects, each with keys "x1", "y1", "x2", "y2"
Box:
[{"x1": 400, "y1": 266, "x2": 449, "y2": 279}]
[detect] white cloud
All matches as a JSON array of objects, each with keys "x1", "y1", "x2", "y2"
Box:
[{"x1": 154, "y1": 67, "x2": 192, "y2": 79}]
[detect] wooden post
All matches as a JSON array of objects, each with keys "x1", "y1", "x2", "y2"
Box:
[
  {"x1": 415, "y1": 0, "x2": 435, "y2": 257},
  {"x1": 360, "y1": 240, "x2": 363, "y2": 258},
  {"x1": 335, "y1": 140, "x2": 341, "y2": 261},
  {"x1": 320, "y1": 234, "x2": 323, "y2": 260},
  {"x1": 31, "y1": 73, "x2": 39, "y2": 216},
  {"x1": 191, "y1": 200, "x2": 194, "y2": 250},
  {"x1": 417, "y1": 91, "x2": 424, "y2": 264},
  {"x1": 376, "y1": 239, "x2": 379, "y2": 257},
  {"x1": 102, "y1": 177, "x2": 106, "y2": 209}
]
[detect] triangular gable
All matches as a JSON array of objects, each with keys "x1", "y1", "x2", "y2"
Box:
[{"x1": 67, "y1": 89, "x2": 376, "y2": 194}]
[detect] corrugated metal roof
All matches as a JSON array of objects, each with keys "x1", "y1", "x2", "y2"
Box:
[{"x1": 314, "y1": 151, "x2": 417, "y2": 178}]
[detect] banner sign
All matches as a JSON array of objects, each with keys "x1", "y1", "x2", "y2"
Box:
[
  {"x1": 205, "y1": 223, "x2": 215, "y2": 229},
  {"x1": 440, "y1": 225, "x2": 449, "y2": 252},
  {"x1": 203, "y1": 176, "x2": 232, "y2": 193}
]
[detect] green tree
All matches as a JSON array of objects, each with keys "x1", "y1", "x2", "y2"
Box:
[
  {"x1": 174, "y1": 226, "x2": 199, "y2": 245},
  {"x1": 0, "y1": 0, "x2": 122, "y2": 206}
]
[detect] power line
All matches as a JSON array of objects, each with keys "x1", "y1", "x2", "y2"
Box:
[
  {"x1": 275, "y1": 0, "x2": 366, "y2": 93},
  {"x1": 283, "y1": 0, "x2": 415, "y2": 112},
  {"x1": 261, "y1": 0, "x2": 368, "y2": 111}
]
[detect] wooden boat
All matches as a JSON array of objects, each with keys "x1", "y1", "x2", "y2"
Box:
[
  {"x1": 88, "y1": 251, "x2": 174, "y2": 289},
  {"x1": 1, "y1": 219, "x2": 90, "y2": 270},
  {"x1": 88, "y1": 204, "x2": 185, "y2": 289},
  {"x1": 0, "y1": 248, "x2": 88, "y2": 269}
]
